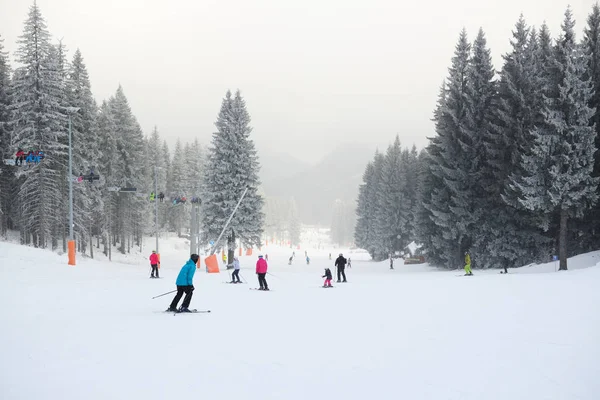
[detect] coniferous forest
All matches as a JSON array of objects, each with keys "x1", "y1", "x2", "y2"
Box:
[
  {"x1": 0, "y1": 3, "x2": 264, "y2": 258},
  {"x1": 355, "y1": 6, "x2": 600, "y2": 270}
]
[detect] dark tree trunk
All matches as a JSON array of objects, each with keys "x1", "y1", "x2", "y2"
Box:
[{"x1": 559, "y1": 208, "x2": 568, "y2": 271}]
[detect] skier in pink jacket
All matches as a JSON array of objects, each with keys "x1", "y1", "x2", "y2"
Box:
[{"x1": 256, "y1": 255, "x2": 269, "y2": 291}]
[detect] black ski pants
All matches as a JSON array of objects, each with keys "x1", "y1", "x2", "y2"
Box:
[
  {"x1": 257, "y1": 273, "x2": 268, "y2": 289},
  {"x1": 151, "y1": 264, "x2": 159, "y2": 277},
  {"x1": 337, "y1": 266, "x2": 346, "y2": 282},
  {"x1": 170, "y1": 285, "x2": 194, "y2": 310},
  {"x1": 232, "y1": 269, "x2": 241, "y2": 282}
]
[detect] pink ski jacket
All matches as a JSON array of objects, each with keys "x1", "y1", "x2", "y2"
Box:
[{"x1": 256, "y1": 258, "x2": 268, "y2": 274}]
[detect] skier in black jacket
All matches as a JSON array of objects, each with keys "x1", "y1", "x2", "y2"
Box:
[{"x1": 335, "y1": 253, "x2": 347, "y2": 283}]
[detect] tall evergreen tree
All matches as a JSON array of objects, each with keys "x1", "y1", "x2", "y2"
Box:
[
  {"x1": 426, "y1": 31, "x2": 472, "y2": 268},
  {"x1": 10, "y1": 2, "x2": 68, "y2": 248},
  {"x1": 512, "y1": 9, "x2": 599, "y2": 270},
  {"x1": 200, "y1": 90, "x2": 264, "y2": 262},
  {"x1": 355, "y1": 159, "x2": 375, "y2": 252},
  {"x1": 482, "y1": 17, "x2": 553, "y2": 268},
  {"x1": 96, "y1": 100, "x2": 117, "y2": 256},
  {"x1": 108, "y1": 86, "x2": 145, "y2": 253},
  {"x1": 375, "y1": 136, "x2": 411, "y2": 257},
  {"x1": 68, "y1": 49, "x2": 101, "y2": 256},
  {"x1": 0, "y1": 34, "x2": 14, "y2": 234},
  {"x1": 168, "y1": 139, "x2": 187, "y2": 236},
  {"x1": 582, "y1": 3, "x2": 600, "y2": 248}
]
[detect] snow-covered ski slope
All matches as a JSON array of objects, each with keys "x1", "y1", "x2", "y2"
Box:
[{"x1": 1, "y1": 240, "x2": 599, "y2": 400}]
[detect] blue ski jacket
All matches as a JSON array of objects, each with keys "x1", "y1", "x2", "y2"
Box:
[{"x1": 176, "y1": 259, "x2": 196, "y2": 286}]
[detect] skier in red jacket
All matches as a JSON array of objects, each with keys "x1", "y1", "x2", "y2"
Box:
[
  {"x1": 150, "y1": 250, "x2": 160, "y2": 278},
  {"x1": 256, "y1": 255, "x2": 269, "y2": 290}
]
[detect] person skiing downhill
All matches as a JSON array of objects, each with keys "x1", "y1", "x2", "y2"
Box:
[
  {"x1": 464, "y1": 252, "x2": 473, "y2": 276},
  {"x1": 347, "y1": 257, "x2": 352, "y2": 268},
  {"x1": 149, "y1": 250, "x2": 160, "y2": 278},
  {"x1": 322, "y1": 267, "x2": 333, "y2": 287},
  {"x1": 167, "y1": 254, "x2": 199, "y2": 312},
  {"x1": 231, "y1": 257, "x2": 241, "y2": 283},
  {"x1": 256, "y1": 255, "x2": 269, "y2": 290},
  {"x1": 335, "y1": 253, "x2": 348, "y2": 282}
]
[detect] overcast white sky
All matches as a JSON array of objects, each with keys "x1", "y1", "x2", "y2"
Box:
[{"x1": 0, "y1": 0, "x2": 595, "y2": 163}]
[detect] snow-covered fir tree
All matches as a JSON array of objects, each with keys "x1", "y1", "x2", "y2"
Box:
[
  {"x1": 581, "y1": 3, "x2": 600, "y2": 249},
  {"x1": 167, "y1": 139, "x2": 187, "y2": 236},
  {"x1": 67, "y1": 49, "x2": 101, "y2": 256},
  {"x1": 426, "y1": 31, "x2": 472, "y2": 268},
  {"x1": 107, "y1": 86, "x2": 146, "y2": 253},
  {"x1": 354, "y1": 159, "x2": 375, "y2": 252},
  {"x1": 375, "y1": 136, "x2": 411, "y2": 257},
  {"x1": 200, "y1": 90, "x2": 264, "y2": 262},
  {"x1": 511, "y1": 9, "x2": 599, "y2": 270},
  {"x1": 10, "y1": 2, "x2": 68, "y2": 248},
  {"x1": 403, "y1": 145, "x2": 420, "y2": 242},
  {"x1": 481, "y1": 17, "x2": 553, "y2": 268},
  {"x1": 0, "y1": 34, "x2": 13, "y2": 234}
]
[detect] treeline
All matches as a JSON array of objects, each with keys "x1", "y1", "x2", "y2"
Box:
[
  {"x1": 263, "y1": 196, "x2": 301, "y2": 246},
  {"x1": 0, "y1": 3, "x2": 205, "y2": 256},
  {"x1": 356, "y1": 6, "x2": 600, "y2": 270}
]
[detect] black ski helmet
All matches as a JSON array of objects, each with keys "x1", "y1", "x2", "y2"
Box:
[{"x1": 191, "y1": 254, "x2": 200, "y2": 263}]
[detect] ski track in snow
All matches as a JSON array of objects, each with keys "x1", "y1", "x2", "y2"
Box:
[{"x1": 0, "y1": 239, "x2": 599, "y2": 400}]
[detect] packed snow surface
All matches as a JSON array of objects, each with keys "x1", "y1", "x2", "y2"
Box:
[{"x1": 1, "y1": 239, "x2": 599, "y2": 400}]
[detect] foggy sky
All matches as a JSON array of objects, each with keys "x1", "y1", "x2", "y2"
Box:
[{"x1": 0, "y1": 0, "x2": 595, "y2": 164}]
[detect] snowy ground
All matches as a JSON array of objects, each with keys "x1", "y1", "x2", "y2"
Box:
[{"x1": 1, "y1": 238, "x2": 599, "y2": 400}]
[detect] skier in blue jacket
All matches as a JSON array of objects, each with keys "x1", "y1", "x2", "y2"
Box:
[{"x1": 167, "y1": 254, "x2": 199, "y2": 312}]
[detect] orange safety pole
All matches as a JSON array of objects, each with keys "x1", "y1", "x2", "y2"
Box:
[
  {"x1": 157, "y1": 253, "x2": 161, "y2": 269},
  {"x1": 68, "y1": 240, "x2": 76, "y2": 266}
]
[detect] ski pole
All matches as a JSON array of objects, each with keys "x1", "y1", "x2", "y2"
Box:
[
  {"x1": 240, "y1": 272, "x2": 247, "y2": 284},
  {"x1": 267, "y1": 272, "x2": 281, "y2": 279},
  {"x1": 152, "y1": 289, "x2": 176, "y2": 299}
]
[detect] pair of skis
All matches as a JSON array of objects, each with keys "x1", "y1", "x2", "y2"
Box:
[{"x1": 167, "y1": 309, "x2": 211, "y2": 316}]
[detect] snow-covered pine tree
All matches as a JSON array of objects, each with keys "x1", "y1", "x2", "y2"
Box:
[
  {"x1": 512, "y1": 8, "x2": 599, "y2": 270},
  {"x1": 414, "y1": 148, "x2": 446, "y2": 262},
  {"x1": 185, "y1": 139, "x2": 204, "y2": 197},
  {"x1": 160, "y1": 139, "x2": 171, "y2": 228},
  {"x1": 107, "y1": 86, "x2": 145, "y2": 253},
  {"x1": 479, "y1": 18, "x2": 552, "y2": 269},
  {"x1": 426, "y1": 31, "x2": 472, "y2": 268},
  {"x1": 67, "y1": 49, "x2": 101, "y2": 256},
  {"x1": 403, "y1": 145, "x2": 419, "y2": 242},
  {"x1": 354, "y1": 159, "x2": 375, "y2": 252},
  {"x1": 96, "y1": 100, "x2": 118, "y2": 256},
  {"x1": 354, "y1": 150, "x2": 386, "y2": 259},
  {"x1": 200, "y1": 90, "x2": 264, "y2": 260},
  {"x1": 581, "y1": 3, "x2": 600, "y2": 249},
  {"x1": 375, "y1": 136, "x2": 411, "y2": 258},
  {"x1": 10, "y1": 3, "x2": 68, "y2": 248},
  {"x1": 168, "y1": 139, "x2": 187, "y2": 236},
  {"x1": 146, "y1": 127, "x2": 168, "y2": 237},
  {"x1": 0, "y1": 34, "x2": 14, "y2": 234}
]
